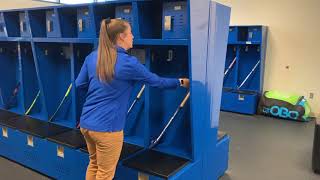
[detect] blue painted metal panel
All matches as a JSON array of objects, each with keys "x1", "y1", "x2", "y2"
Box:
[
  {"x1": 14, "y1": 132, "x2": 51, "y2": 174},
  {"x1": 248, "y1": 26, "x2": 262, "y2": 42},
  {"x1": 0, "y1": 126, "x2": 24, "y2": 161},
  {"x1": 77, "y1": 7, "x2": 95, "y2": 38},
  {"x1": 162, "y1": 1, "x2": 188, "y2": 39},
  {"x1": 46, "y1": 9, "x2": 61, "y2": 38},
  {"x1": 45, "y1": 142, "x2": 88, "y2": 180},
  {"x1": 19, "y1": 12, "x2": 30, "y2": 37},
  {"x1": 203, "y1": 2, "x2": 230, "y2": 179},
  {"x1": 228, "y1": 26, "x2": 237, "y2": 43},
  {"x1": 221, "y1": 90, "x2": 259, "y2": 114}
]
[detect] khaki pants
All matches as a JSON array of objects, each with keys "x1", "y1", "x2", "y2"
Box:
[{"x1": 80, "y1": 128, "x2": 123, "y2": 180}]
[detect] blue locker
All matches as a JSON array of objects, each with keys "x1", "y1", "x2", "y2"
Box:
[
  {"x1": 46, "y1": 10, "x2": 61, "y2": 38},
  {"x1": 77, "y1": 7, "x2": 94, "y2": 38},
  {"x1": 0, "y1": 1, "x2": 231, "y2": 179},
  {"x1": 221, "y1": 26, "x2": 267, "y2": 115},
  {"x1": 19, "y1": 12, "x2": 30, "y2": 37},
  {"x1": 162, "y1": 1, "x2": 188, "y2": 39},
  {"x1": 0, "y1": 12, "x2": 7, "y2": 37}
]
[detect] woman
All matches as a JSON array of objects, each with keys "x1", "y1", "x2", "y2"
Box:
[{"x1": 76, "y1": 18, "x2": 189, "y2": 180}]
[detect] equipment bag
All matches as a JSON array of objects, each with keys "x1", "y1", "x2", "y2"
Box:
[{"x1": 257, "y1": 90, "x2": 311, "y2": 121}]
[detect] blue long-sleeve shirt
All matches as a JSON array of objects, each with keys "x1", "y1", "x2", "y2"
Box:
[{"x1": 75, "y1": 47, "x2": 180, "y2": 132}]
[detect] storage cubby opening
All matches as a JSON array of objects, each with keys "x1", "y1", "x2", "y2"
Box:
[
  {"x1": 20, "y1": 42, "x2": 41, "y2": 116},
  {"x1": 136, "y1": 1, "x2": 162, "y2": 39},
  {"x1": 3, "y1": 12, "x2": 20, "y2": 37},
  {"x1": 0, "y1": 42, "x2": 23, "y2": 113},
  {"x1": 35, "y1": 43, "x2": 72, "y2": 122},
  {"x1": 223, "y1": 45, "x2": 237, "y2": 89},
  {"x1": 148, "y1": 46, "x2": 191, "y2": 158},
  {"x1": 237, "y1": 45, "x2": 261, "y2": 92},
  {"x1": 29, "y1": 10, "x2": 47, "y2": 37},
  {"x1": 93, "y1": 3, "x2": 116, "y2": 37},
  {"x1": 73, "y1": 43, "x2": 93, "y2": 124},
  {"x1": 124, "y1": 83, "x2": 146, "y2": 146},
  {"x1": 58, "y1": 7, "x2": 78, "y2": 38},
  {"x1": 238, "y1": 27, "x2": 248, "y2": 42}
]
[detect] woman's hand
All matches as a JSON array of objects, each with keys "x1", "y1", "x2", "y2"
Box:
[{"x1": 179, "y1": 78, "x2": 190, "y2": 89}]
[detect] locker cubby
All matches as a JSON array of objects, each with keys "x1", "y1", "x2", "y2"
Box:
[
  {"x1": 73, "y1": 43, "x2": 93, "y2": 123},
  {"x1": 0, "y1": 42, "x2": 23, "y2": 114},
  {"x1": 237, "y1": 45, "x2": 261, "y2": 91},
  {"x1": 2, "y1": 11, "x2": 20, "y2": 37},
  {"x1": 124, "y1": 48, "x2": 147, "y2": 146},
  {"x1": 237, "y1": 26, "x2": 249, "y2": 42},
  {"x1": 35, "y1": 42, "x2": 72, "y2": 125},
  {"x1": 136, "y1": 1, "x2": 162, "y2": 39},
  {"x1": 28, "y1": 9, "x2": 47, "y2": 37},
  {"x1": 125, "y1": 82, "x2": 146, "y2": 146},
  {"x1": 20, "y1": 42, "x2": 42, "y2": 118},
  {"x1": 223, "y1": 45, "x2": 237, "y2": 89},
  {"x1": 148, "y1": 46, "x2": 191, "y2": 158},
  {"x1": 92, "y1": 3, "x2": 116, "y2": 36},
  {"x1": 221, "y1": 26, "x2": 267, "y2": 115},
  {"x1": 57, "y1": 7, "x2": 78, "y2": 38}
]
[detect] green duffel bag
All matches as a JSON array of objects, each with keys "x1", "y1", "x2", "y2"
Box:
[{"x1": 257, "y1": 90, "x2": 311, "y2": 121}]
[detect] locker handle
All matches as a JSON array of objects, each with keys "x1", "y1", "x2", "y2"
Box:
[
  {"x1": 78, "y1": 19, "x2": 84, "y2": 32},
  {"x1": 57, "y1": 145, "x2": 64, "y2": 158},
  {"x1": 2, "y1": 127, "x2": 8, "y2": 138},
  {"x1": 47, "y1": 20, "x2": 53, "y2": 32},
  {"x1": 27, "y1": 135, "x2": 34, "y2": 147},
  {"x1": 164, "y1": 16, "x2": 172, "y2": 31}
]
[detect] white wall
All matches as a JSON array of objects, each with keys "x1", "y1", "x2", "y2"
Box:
[
  {"x1": 216, "y1": 0, "x2": 320, "y2": 117},
  {"x1": 0, "y1": 0, "x2": 57, "y2": 10}
]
